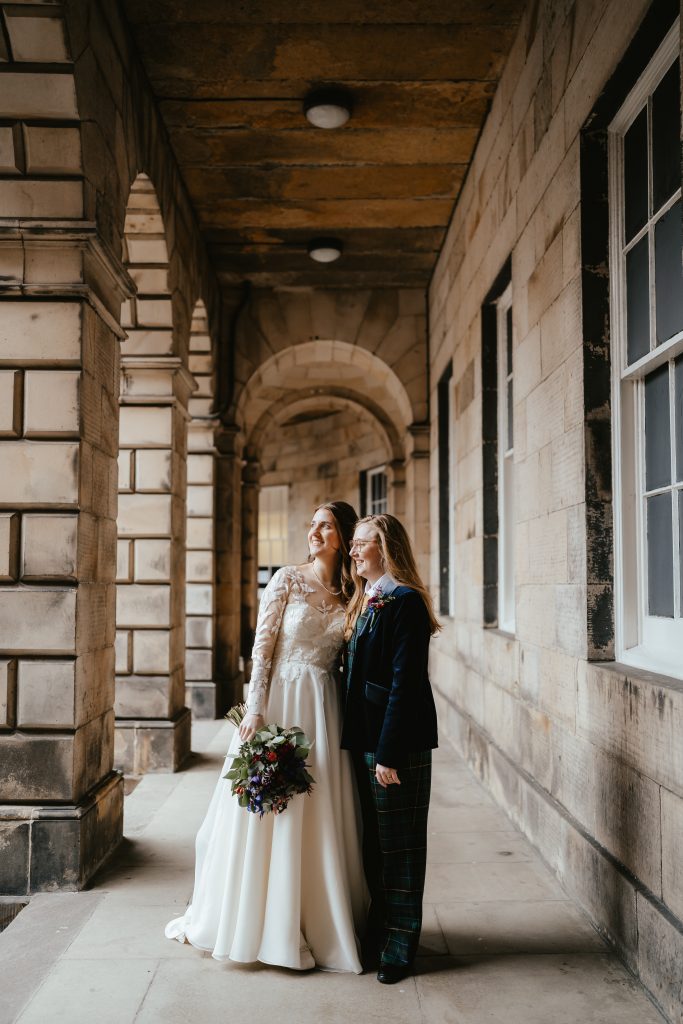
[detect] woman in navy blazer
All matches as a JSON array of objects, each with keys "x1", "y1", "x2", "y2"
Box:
[{"x1": 341, "y1": 514, "x2": 439, "y2": 984}]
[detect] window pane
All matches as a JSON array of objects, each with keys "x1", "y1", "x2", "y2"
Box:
[
  {"x1": 507, "y1": 378, "x2": 513, "y2": 449},
  {"x1": 506, "y1": 306, "x2": 513, "y2": 375},
  {"x1": 624, "y1": 107, "x2": 649, "y2": 242},
  {"x1": 655, "y1": 200, "x2": 683, "y2": 346},
  {"x1": 626, "y1": 235, "x2": 650, "y2": 363},
  {"x1": 652, "y1": 61, "x2": 681, "y2": 212},
  {"x1": 645, "y1": 363, "x2": 672, "y2": 490},
  {"x1": 647, "y1": 491, "x2": 674, "y2": 616},
  {"x1": 679, "y1": 492, "x2": 683, "y2": 602},
  {"x1": 676, "y1": 355, "x2": 683, "y2": 482}
]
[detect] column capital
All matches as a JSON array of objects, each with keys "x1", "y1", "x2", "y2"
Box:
[
  {"x1": 0, "y1": 222, "x2": 135, "y2": 337},
  {"x1": 120, "y1": 357, "x2": 197, "y2": 412},
  {"x1": 215, "y1": 423, "x2": 244, "y2": 458},
  {"x1": 242, "y1": 458, "x2": 261, "y2": 487},
  {"x1": 406, "y1": 421, "x2": 431, "y2": 459}
]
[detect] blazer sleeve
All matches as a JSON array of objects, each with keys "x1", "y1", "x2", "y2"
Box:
[{"x1": 375, "y1": 590, "x2": 430, "y2": 766}]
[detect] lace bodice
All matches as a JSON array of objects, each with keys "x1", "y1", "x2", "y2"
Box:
[{"x1": 246, "y1": 566, "x2": 345, "y2": 715}]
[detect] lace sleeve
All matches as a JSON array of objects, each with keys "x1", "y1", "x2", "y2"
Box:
[{"x1": 245, "y1": 566, "x2": 291, "y2": 715}]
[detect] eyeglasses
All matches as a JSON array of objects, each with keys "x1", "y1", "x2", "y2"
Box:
[{"x1": 349, "y1": 539, "x2": 377, "y2": 551}]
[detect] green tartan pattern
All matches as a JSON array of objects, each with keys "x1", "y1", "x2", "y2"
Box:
[
  {"x1": 362, "y1": 750, "x2": 432, "y2": 966},
  {"x1": 345, "y1": 606, "x2": 371, "y2": 687}
]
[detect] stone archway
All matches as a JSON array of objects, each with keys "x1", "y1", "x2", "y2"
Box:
[{"x1": 231, "y1": 337, "x2": 425, "y2": 666}]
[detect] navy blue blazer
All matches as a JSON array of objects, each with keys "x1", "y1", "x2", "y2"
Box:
[{"x1": 340, "y1": 583, "x2": 438, "y2": 767}]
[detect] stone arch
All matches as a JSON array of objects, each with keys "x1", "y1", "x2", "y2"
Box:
[
  {"x1": 230, "y1": 287, "x2": 428, "y2": 427},
  {"x1": 236, "y1": 340, "x2": 413, "y2": 452},
  {"x1": 249, "y1": 391, "x2": 399, "y2": 465}
]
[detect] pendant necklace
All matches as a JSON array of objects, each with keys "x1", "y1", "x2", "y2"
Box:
[{"x1": 312, "y1": 562, "x2": 341, "y2": 596}]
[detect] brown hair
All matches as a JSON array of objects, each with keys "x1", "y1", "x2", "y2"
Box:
[
  {"x1": 314, "y1": 500, "x2": 358, "y2": 605},
  {"x1": 345, "y1": 513, "x2": 441, "y2": 637}
]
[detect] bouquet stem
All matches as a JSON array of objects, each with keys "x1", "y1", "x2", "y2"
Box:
[{"x1": 225, "y1": 702, "x2": 248, "y2": 729}]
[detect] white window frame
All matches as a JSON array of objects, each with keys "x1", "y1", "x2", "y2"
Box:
[
  {"x1": 608, "y1": 21, "x2": 683, "y2": 678},
  {"x1": 367, "y1": 465, "x2": 388, "y2": 515},
  {"x1": 497, "y1": 282, "x2": 515, "y2": 633}
]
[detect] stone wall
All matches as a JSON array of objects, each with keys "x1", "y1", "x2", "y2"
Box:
[
  {"x1": 428, "y1": 1, "x2": 683, "y2": 1020},
  {"x1": 0, "y1": 0, "x2": 220, "y2": 891}
]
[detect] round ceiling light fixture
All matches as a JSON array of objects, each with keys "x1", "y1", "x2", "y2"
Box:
[
  {"x1": 307, "y1": 237, "x2": 343, "y2": 263},
  {"x1": 304, "y1": 86, "x2": 352, "y2": 129}
]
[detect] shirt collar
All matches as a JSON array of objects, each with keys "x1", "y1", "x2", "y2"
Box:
[{"x1": 365, "y1": 573, "x2": 394, "y2": 599}]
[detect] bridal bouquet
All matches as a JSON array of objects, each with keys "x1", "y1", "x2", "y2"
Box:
[{"x1": 224, "y1": 704, "x2": 315, "y2": 817}]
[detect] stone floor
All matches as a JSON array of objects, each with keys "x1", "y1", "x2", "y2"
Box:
[{"x1": 0, "y1": 721, "x2": 666, "y2": 1024}]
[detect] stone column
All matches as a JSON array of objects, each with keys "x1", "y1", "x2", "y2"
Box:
[
  {"x1": 241, "y1": 458, "x2": 261, "y2": 673},
  {"x1": 214, "y1": 425, "x2": 244, "y2": 714},
  {"x1": 0, "y1": 235, "x2": 128, "y2": 894},
  {"x1": 404, "y1": 423, "x2": 431, "y2": 581},
  {"x1": 114, "y1": 358, "x2": 194, "y2": 772},
  {"x1": 185, "y1": 309, "x2": 218, "y2": 719},
  {"x1": 388, "y1": 458, "x2": 406, "y2": 518}
]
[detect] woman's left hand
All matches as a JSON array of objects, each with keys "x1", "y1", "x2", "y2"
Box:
[{"x1": 375, "y1": 763, "x2": 401, "y2": 788}]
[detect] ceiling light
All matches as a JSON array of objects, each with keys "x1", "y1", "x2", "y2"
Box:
[
  {"x1": 307, "y1": 237, "x2": 343, "y2": 263},
  {"x1": 304, "y1": 87, "x2": 352, "y2": 129}
]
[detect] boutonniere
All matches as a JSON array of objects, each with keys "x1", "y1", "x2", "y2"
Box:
[{"x1": 366, "y1": 593, "x2": 396, "y2": 630}]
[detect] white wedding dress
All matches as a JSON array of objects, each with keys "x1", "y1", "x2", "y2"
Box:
[{"x1": 165, "y1": 566, "x2": 367, "y2": 972}]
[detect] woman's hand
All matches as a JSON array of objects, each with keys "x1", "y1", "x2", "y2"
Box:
[
  {"x1": 239, "y1": 713, "x2": 264, "y2": 741},
  {"x1": 375, "y1": 763, "x2": 401, "y2": 788}
]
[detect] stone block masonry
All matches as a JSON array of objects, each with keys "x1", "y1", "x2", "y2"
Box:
[
  {"x1": 428, "y1": 0, "x2": 683, "y2": 1020},
  {"x1": 0, "y1": 0, "x2": 220, "y2": 892}
]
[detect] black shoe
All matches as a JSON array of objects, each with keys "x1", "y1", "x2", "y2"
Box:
[{"x1": 377, "y1": 963, "x2": 410, "y2": 985}]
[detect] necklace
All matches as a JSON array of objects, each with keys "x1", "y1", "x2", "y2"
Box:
[{"x1": 312, "y1": 562, "x2": 341, "y2": 596}]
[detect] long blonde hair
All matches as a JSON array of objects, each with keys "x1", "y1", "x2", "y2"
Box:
[{"x1": 344, "y1": 513, "x2": 441, "y2": 638}]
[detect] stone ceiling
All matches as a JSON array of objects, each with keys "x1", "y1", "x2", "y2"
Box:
[{"x1": 122, "y1": 1, "x2": 526, "y2": 289}]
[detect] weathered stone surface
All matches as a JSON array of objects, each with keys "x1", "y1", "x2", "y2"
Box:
[
  {"x1": 116, "y1": 584, "x2": 170, "y2": 628},
  {"x1": 16, "y1": 659, "x2": 76, "y2": 729},
  {"x1": 135, "y1": 449, "x2": 172, "y2": 491},
  {"x1": 21, "y1": 514, "x2": 78, "y2": 581},
  {"x1": 0, "y1": 513, "x2": 20, "y2": 581},
  {"x1": 23, "y1": 371, "x2": 80, "y2": 438},
  {"x1": 116, "y1": 493, "x2": 172, "y2": 536},
  {"x1": 636, "y1": 893, "x2": 683, "y2": 1024},
  {"x1": 132, "y1": 630, "x2": 170, "y2": 674},
  {"x1": 0, "y1": 442, "x2": 79, "y2": 507},
  {"x1": 119, "y1": 407, "x2": 173, "y2": 448},
  {"x1": 0, "y1": 588, "x2": 76, "y2": 654},
  {"x1": 0, "y1": 820, "x2": 30, "y2": 895},
  {"x1": 661, "y1": 787, "x2": 683, "y2": 923},
  {"x1": 185, "y1": 649, "x2": 212, "y2": 680},
  {"x1": 0, "y1": 658, "x2": 17, "y2": 729},
  {"x1": 186, "y1": 615, "x2": 212, "y2": 648},
  {"x1": 0, "y1": 370, "x2": 22, "y2": 437},
  {"x1": 133, "y1": 539, "x2": 171, "y2": 581},
  {"x1": 114, "y1": 707, "x2": 191, "y2": 773}
]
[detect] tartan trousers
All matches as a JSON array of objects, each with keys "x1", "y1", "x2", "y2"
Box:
[{"x1": 353, "y1": 750, "x2": 432, "y2": 967}]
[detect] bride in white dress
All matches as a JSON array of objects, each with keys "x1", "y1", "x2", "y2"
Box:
[{"x1": 166, "y1": 502, "x2": 367, "y2": 973}]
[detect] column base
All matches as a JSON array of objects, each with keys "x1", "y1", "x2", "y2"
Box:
[
  {"x1": 186, "y1": 673, "x2": 245, "y2": 720},
  {"x1": 0, "y1": 772, "x2": 124, "y2": 896},
  {"x1": 114, "y1": 707, "x2": 191, "y2": 774},
  {"x1": 186, "y1": 681, "x2": 219, "y2": 719}
]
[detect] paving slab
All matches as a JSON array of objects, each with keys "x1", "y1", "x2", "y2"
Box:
[
  {"x1": 414, "y1": 954, "x2": 665, "y2": 1024},
  {"x1": 1, "y1": 722, "x2": 667, "y2": 1024}
]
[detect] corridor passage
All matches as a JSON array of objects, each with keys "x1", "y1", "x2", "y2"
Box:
[{"x1": 0, "y1": 721, "x2": 664, "y2": 1024}]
